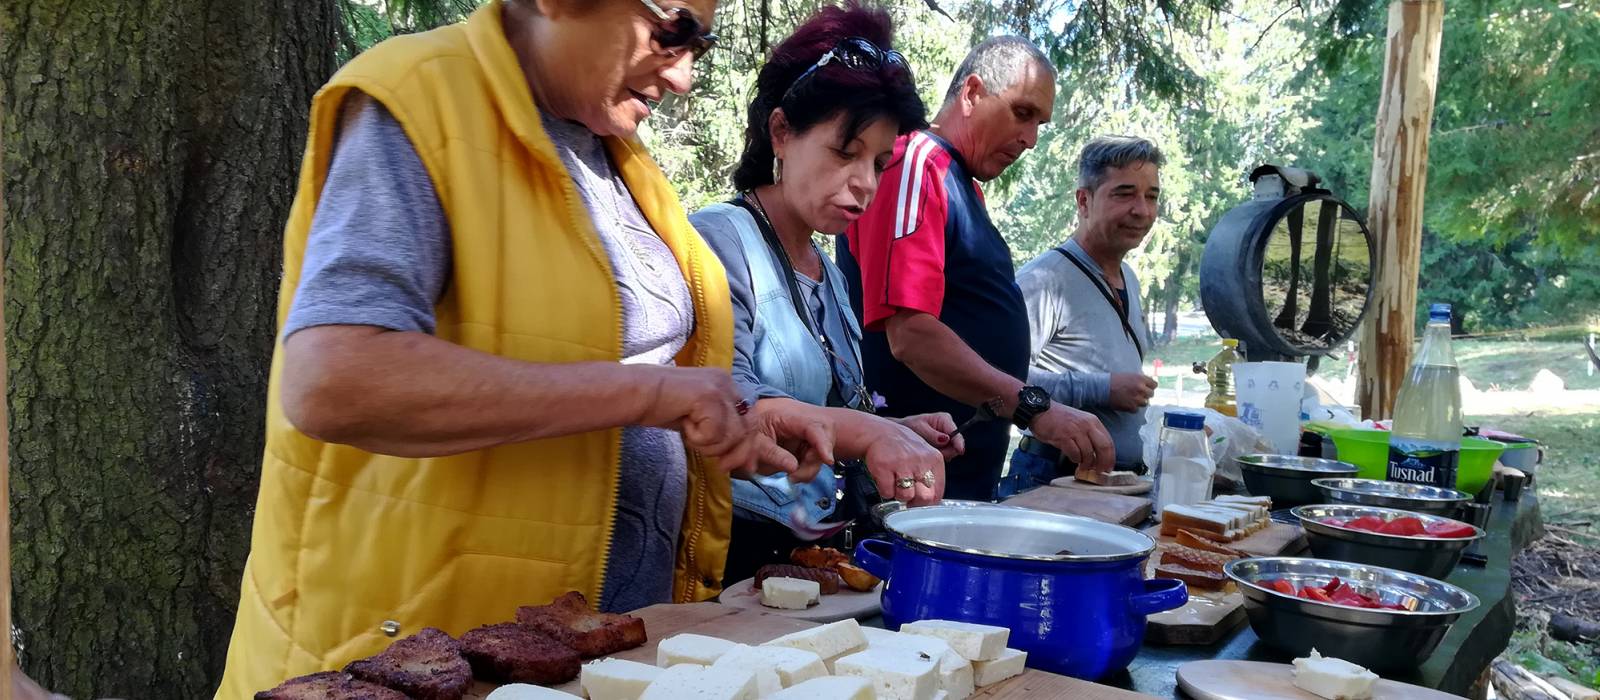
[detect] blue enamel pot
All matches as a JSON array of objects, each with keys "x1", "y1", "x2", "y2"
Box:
[{"x1": 855, "y1": 501, "x2": 1186, "y2": 680}]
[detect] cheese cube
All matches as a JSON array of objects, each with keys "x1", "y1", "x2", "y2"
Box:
[
  {"x1": 638, "y1": 664, "x2": 757, "y2": 700},
  {"x1": 657, "y1": 633, "x2": 740, "y2": 667},
  {"x1": 485, "y1": 685, "x2": 580, "y2": 699},
  {"x1": 834, "y1": 647, "x2": 939, "y2": 700},
  {"x1": 581, "y1": 658, "x2": 663, "y2": 700},
  {"x1": 972, "y1": 648, "x2": 1027, "y2": 686},
  {"x1": 762, "y1": 619, "x2": 868, "y2": 661},
  {"x1": 1292, "y1": 649, "x2": 1378, "y2": 700},
  {"x1": 932, "y1": 692, "x2": 950, "y2": 700},
  {"x1": 712, "y1": 644, "x2": 827, "y2": 687},
  {"x1": 900, "y1": 620, "x2": 1009, "y2": 662},
  {"x1": 860, "y1": 628, "x2": 974, "y2": 700},
  {"x1": 765, "y1": 676, "x2": 874, "y2": 700},
  {"x1": 760, "y1": 576, "x2": 822, "y2": 610}
]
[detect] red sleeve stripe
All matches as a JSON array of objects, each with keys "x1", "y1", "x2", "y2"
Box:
[{"x1": 894, "y1": 133, "x2": 937, "y2": 240}]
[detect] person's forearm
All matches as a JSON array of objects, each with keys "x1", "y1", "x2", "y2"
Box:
[
  {"x1": 1028, "y1": 367, "x2": 1111, "y2": 410},
  {"x1": 281, "y1": 326, "x2": 672, "y2": 457},
  {"x1": 884, "y1": 311, "x2": 1026, "y2": 416}
]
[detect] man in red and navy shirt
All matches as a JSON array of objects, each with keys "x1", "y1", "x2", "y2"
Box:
[{"x1": 840, "y1": 37, "x2": 1114, "y2": 501}]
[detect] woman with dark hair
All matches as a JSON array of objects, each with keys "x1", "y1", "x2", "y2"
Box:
[{"x1": 691, "y1": 2, "x2": 957, "y2": 583}]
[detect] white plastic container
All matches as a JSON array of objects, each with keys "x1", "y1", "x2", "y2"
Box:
[
  {"x1": 1151, "y1": 411, "x2": 1216, "y2": 521},
  {"x1": 1234, "y1": 361, "x2": 1307, "y2": 455}
]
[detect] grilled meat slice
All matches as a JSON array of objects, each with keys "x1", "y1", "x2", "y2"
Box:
[
  {"x1": 833, "y1": 563, "x2": 881, "y2": 592},
  {"x1": 343, "y1": 627, "x2": 473, "y2": 700},
  {"x1": 255, "y1": 672, "x2": 408, "y2": 700},
  {"x1": 515, "y1": 591, "x2": 647, "y2": 658},
  {"x1": 460, "y1": 622, "x2": 581, "y2": 685},
  {"x1": 790, "y1": 545, "x2": 850, "y2": 570},
  {"x1": 753, "y1": 564, "x2": 843, "y2": 595}
]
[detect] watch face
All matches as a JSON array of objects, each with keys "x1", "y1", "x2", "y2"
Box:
[{"x1": 1021, "y1": 386, "x2": 1049, "y2": 410}]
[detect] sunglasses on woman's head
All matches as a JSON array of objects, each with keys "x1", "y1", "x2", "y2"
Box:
[
  {"x1": 782, "y1": 37, "x2": 912, "y2": 105},
  {"x1": 638, "y1": 0, "x2": 718, "y2": 60}
]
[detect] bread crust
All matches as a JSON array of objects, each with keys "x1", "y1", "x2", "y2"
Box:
[
  {"x1": 515, "y1": 591, "x2": 647, "y2": 658},
  {"x1": 254, "y1": 672, "x2": 409, "y2": 700},
  {"x1": 342, "y1": 628, "x2": 472, "y2": 700},
  {"x1": 460, "y1": 622, "x2": 581, "y2": 685}
]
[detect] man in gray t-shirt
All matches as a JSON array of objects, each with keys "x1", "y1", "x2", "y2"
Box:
[{"x1": 1006, "y1": 136, "x2": 1166, "y2": 495}]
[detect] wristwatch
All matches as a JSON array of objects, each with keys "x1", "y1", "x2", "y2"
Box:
[{"x1": 1011, "y1": 386, "x2": 1051, "y2": 430}]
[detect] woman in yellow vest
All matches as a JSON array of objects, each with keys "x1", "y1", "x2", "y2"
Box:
[{"x1": 217, "y1": 0, "x2": 855, "y2": 695}]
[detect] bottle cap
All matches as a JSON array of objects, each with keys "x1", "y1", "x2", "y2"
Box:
[
  {"x1": 1163, "y1": 411, "x2": 1206, "y2": 431},
  {"x1": 1222, "y1": 338, "x2": 1239, "y2": 348},
  {"x1": 1429, "y1": 303, "x2": 1452, "y2": 322}
]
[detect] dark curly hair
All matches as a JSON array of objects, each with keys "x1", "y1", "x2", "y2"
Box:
[{"x1": 731, "y1": 2, "x2": 929, "y2": 192}]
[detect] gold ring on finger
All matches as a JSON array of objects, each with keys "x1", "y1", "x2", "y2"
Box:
[{"x1": 894, "y1": 477, "x2": 916, "y2": 490}]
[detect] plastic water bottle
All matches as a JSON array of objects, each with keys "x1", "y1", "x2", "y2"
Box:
[
  {"x1": 1387, "y1": 304, "x2": 1463, "y2": 488},
  {"x1": 1151, "y1": 411, "x2": 1215, "y2": 520}
]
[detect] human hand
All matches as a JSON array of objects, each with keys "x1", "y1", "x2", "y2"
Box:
[
  {"x1": 637, "y1": 367, "x2": 798, "y2": 477},
  {"x1": 1029, "y1": 402, "x2": 1115, "y2": 473},
  {"x1": 897, "y1": 412, "x2": 965, "y2": 461},
  {"x1": 1109, "y1": 373, "x2": 1158, "y2": 412},
  {"x1": 861, "y1": 419, "x2": 945, "y2": 505}
]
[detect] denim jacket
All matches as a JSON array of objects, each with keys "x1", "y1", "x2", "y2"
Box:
[{"x1": 690, "y1": 202, "x2": 866, "y2": 527}]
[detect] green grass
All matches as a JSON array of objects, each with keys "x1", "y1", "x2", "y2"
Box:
[{"x1": 1149, "y1": 335, "x2": 1600, "y2": 391}]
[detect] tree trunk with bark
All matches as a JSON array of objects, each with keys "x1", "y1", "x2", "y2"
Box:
[{"x1": 0, "y1": 1, "x2": 336, "y2": 697}]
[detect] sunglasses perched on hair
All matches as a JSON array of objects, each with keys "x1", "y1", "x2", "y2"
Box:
[
  {"x1": 638, "y1": 0, "x2": 718, "y2": 60},
  {"x1": 782, "y1": 37, "x2": 912, "y2": 104}
]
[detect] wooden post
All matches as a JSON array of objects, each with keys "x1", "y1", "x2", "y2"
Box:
[
  {"x1": 1357, "y1": 0, "x2": 1445, "y2": 419},
  {"x1": 2, "y1": 105, "x2": 14, "y2": 700}
]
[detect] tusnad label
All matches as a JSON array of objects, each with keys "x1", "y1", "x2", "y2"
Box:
[{"x1": 1386, "y1": 441, "x2": 1460, "y2": 488}]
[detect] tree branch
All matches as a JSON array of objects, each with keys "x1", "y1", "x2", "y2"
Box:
[{"x1": 922, "y1": 0, "x2": 955, "y2": 21}]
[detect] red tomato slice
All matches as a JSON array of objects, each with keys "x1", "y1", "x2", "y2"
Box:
[
  {"x1": 1303, "y1": 588, "x2": 1336, "y2": 604},
  {"x1": 1269, "y1": 578, "x2": 1297, "y2": 596},
  {"x1": 1323, "y1": 577, "x2": 1345, "y2": 595},
  {"x1": 1320, "y1": 517, "x2": 1347, "y2": 527},
  {"x1": 1423, "y1": 521, "x2": 1477, "y2": 538},
  {"x1": 1345, "y1": 515, "x2": 1388, "y2": 532},
  {"x1": 1377, "y1": 516, "x2": 1427, "y2": 536}
]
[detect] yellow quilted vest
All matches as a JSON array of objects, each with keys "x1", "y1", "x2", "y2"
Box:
[{"x1": 215, "y1": 4, "x2": 734, "y2": 696}]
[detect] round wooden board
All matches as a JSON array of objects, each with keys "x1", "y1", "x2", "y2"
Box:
[
  {"x1": 717, "y1": 577, "x2": 882, "y2": 623},
  {"x1": 1177, "y1": 660, "x2": 1461, "y2": 700},
  {"x1": 1050, "y1": 475, "x2": 1154, "y2": 495}
]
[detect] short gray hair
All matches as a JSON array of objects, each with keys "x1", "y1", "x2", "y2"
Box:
[
  {"x1": 1077, "y1": 136, "x2": 1165, "y2": 191},
  {"x1": 942, "y1": 36, "x2": 1057, "y2": 107}
]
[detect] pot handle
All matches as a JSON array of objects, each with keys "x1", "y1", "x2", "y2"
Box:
[
  {"x1": 854, "y1": 539, "x2": 895, "y2": 581},
  {"x1": 1130, "y1": 578, "x2": 1188, "y2": 616}
]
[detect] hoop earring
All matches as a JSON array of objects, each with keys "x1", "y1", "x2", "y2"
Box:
[{"x1": 772, "y1": 157, "x2": 782, "y2": 184}]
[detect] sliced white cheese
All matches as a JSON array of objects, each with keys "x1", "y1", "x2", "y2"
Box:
[
  {"x1": 860, "y1": 627, "x2": 974, "y2": 700},
  {"x1": 485, "y1": 684, "x2": 580, "y2": 699},
  {"x1": 932, "y1": 692, "x2": 950, "y2": 700},
  {"x1": 1292, "y1": 649, "x2": 1378, "y2": 700},
  {"x1": 972, "y1": 647, "x2": 1027, "y2": 687},
  {"x1": 900, "y1": 620, "x2": 1010, "y2": 662},
  {"x1": 638, "y1": 664, "x2": 757, "y2": 700},
  {"x1": 657, "y1": 633, "x2": 740, "y2": 668},
  {"x1": 834, "y1": 646, "x2": 939, "y2": 700},
  {"x1": 581, "y1": 658, "x2": 664, "y2": 700},
  {"x1": 764, "y1": 676, "x2": 874, "y2": 700},
  {"x1": 763, "y1": 619, "x2": 868, "y2": 662},
  {"x1": 760, "y1": 576, "x2": 822, "y2": 610},
  {"x1": 712, "y1": 644, "x2": 827, "y2": 687}
]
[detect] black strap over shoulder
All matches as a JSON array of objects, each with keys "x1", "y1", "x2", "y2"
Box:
[{"x1": 1055, "y1": 246, "x2": 1145, "y2": 358}]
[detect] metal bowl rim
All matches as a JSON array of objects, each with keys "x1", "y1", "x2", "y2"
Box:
[
  {"x1": 1224, "y1": 556, "x2": 1480, "y2": 618},
  {"x1": 1311, "y1": 478, "x2": 1471, "y2": 503},
  {"x1": 874, "y1": 500, "x2": 1156, "y2": 563},
  {"x1": 1237, "y1": 454, "x2": 1361, "y2": 477},
  {"x1": 1291, "y1": 504, "x2": 1485, "y2": 544}
]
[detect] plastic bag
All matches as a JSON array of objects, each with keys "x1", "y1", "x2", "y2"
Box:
[{"x1": 1141, "y1": 405, "x2": 1274, "y2": 490}]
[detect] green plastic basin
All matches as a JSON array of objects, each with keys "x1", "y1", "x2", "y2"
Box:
[{"x1": 1327, "y1": 428, "x2": 1504, "y2": 496}]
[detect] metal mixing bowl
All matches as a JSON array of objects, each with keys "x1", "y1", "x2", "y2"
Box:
[
  {"x1": 1225, "y1": 557, "x2": 1479, "y2": 671},
  {"x1": 1237, "y1": 455, "x2": 1360, "y2": 506},
  {"x1": 1292, "y1": 504, "x2": 1483, "y2": 579},
  {"x1": 1311, "y1": 478, "x2": 1470, "y2": 517}
]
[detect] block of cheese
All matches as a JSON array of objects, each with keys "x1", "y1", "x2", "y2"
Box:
[
  {"x1": 638, "y1": 664, "x2": 757, "y2": 700},
  {"x1": 860, "y1": 628, "x2": 974, "y2": 700},
  {"x1": 972, "y1": 648, "x2": 1027, "y2": 687},
  {"x1": 760, "y1": 576, "x2": 822, "y2": 610},
  {"x1": 581, "y1": 658, "x2": 664, "y2": 700},
  {"x1": 834, "y1": 647, "x2": 938, "y2": 700},
  {"x1": 899, "y1": 620, "x2": 1009, "y2": 662},
  {"x1": 657, "y1": 633, "x2": 740, "y2": 667},
  {"x1": 932, "y1": 692, "x2": 950, "y2": 700},
  {"x1": 485, "y1": 685, "x2": 580, "y2": 699},
  {"x1": 1291, "y1": 649, "x2": 1377, "y2": 700},
  {"x1": 712, "y1": 644, "x2": 827, "y2": 687},
  {"x1": 765, "y1": 676, "x2": 874, "y2": 700},
  {"x1": 762, "y1": 619, "x2": 868, "y2": 662}
]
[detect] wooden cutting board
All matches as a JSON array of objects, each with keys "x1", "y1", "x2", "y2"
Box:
[
  {"x1": 1141, "y1": 556, "x2": 1245, "y2": 646},
  {"x1": 465, "y1": 603, "x2": 1159, "y2": 699},
  {"x1": 1176, "y1": 660, "x2": 1461, "y2": 700},
  {"x1": 1143, "y1": 520, "x2": 1308, "y2": 557},
  {"x1": 1051, "y1": 475, "x2": 1154, "y2": 496},
  {"x1": 1003, "y1": 485, "x2": 1152, "y2": 526}
]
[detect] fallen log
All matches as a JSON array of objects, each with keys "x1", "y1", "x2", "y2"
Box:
[
  {"x1": 1547, "y1": 677, "x2": 1600, "y2": 700},
  {"x1": 1491, "y1": 658, "x2": 1571, "y2": 700},
  {"x1": 1550, "y1": 614, "x2": 1600, "y2": 644}
]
